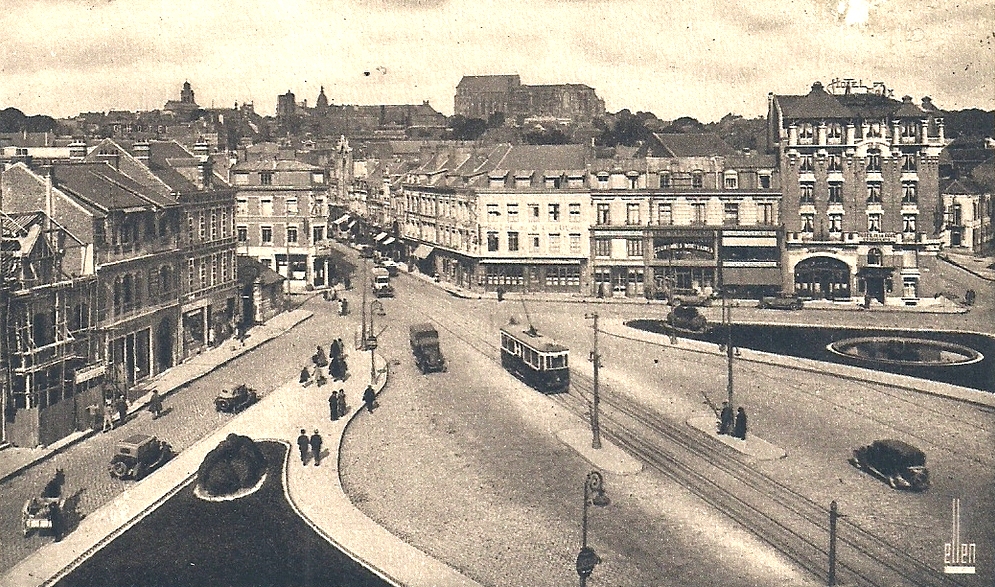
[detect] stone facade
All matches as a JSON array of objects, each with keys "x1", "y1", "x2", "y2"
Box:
[{"x1": 455, "y1": 75, "x2": 605, "y2": 124}]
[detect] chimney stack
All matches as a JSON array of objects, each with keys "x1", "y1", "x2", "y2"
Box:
[
  {"x1": 133, "y1": 141, "x2": 151, "y2": 164},
  {"x1": 68, "y1": 139, "x2": 87, "y2": 161}
]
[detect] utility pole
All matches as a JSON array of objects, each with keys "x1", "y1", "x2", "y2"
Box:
[
  {"x1": 828, "y1": 500, "x2": 839, "y2": 586},
  {"x1": 724, "y1": 288, "x2": 734, "y2": 406},
  {"x1": 360, "y1": 257, "x2": 368, "y2": 348},
  {"x1": 585, "y1": 312, "x2": 602, "y2": 450}
]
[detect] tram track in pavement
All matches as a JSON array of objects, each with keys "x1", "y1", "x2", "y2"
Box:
[{"x1": 418, "y1": 299, "x2": 968, "y2": 587}]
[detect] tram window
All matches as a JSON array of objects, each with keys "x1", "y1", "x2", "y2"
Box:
[{"x1": 548, "y1": 354, "x2": 566, "y2": 369}]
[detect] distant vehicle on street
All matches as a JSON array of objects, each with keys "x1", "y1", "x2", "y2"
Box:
[
  {"x1": 214, "y1": 384, "x2": 258, "y2": 413},
  {"x1": 849, "y1": 439, "x2": 929, "y2": 491},
  {"x1": 669, "y1": 288, "x2": 714, "y2": 307},
  {"x1": 500, "y1": 325, "x2": 570, "y2": 393},
  {"x1": 409, "y1": 322, "x2": 446, "y2": 373},
  {"x1": 379, "y1": 259, "x2": 400, "y2": 277},
  {"x1": 758, "y1": 293, "x2": 804, "y2": 310},
  {"x1": 109, "y1": 434, "x2": 175, "y2": 481},
  {"x1": 357, "y1": 244, "x2": 375, "y2": 259},
  {"x1": 372, "y1": 266, "x2": 394, "y2": 297},
  {"x1": 666, "y1": 306, "x2": 709, "y2": 333}
]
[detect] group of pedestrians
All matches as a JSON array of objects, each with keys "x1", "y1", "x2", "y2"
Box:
[
  {"x1": 296, "y1": 429, "x2": 324, "y2": 466},
  {"x1": 329, "y1": 389, "x2": 348, "y2": 420},
  {"x1": 302, "y1": 339, "x2": 349, "y2": 386},
  {"x1": 99, "y1": 393, "x2": 130, "y2": 432},
  {"x1": 718, "y1": 401, "x2": 748, "y2": 440}
]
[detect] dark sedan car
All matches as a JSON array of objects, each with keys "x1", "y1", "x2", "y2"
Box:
[{"x1": 758, "y1": 294, "x2": 804, "y2": 310}]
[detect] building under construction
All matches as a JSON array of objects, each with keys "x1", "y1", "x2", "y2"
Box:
[{"x1": 1, "y1": 210, "x2": 100, "y2": 447}]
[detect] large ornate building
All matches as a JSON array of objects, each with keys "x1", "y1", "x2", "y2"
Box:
[
  {"x1": 768, "y1": 79, "x2": 946, "y2": 305},
  {"x1": 454, "y1": 75, "x2": 605, "y2": 124}
]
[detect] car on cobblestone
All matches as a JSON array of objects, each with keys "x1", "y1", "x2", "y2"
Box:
[
  {"x1": 669, "y1": 288, "x2": 714, "y2": 307},
  {"x1": 109, "y1": 434, "x2": 175, "y2": 481},
  {"x1": 214, "y1": 384, "x2": 258, "y2": 413},
  {"x1": 758, "y1": 293, "x2": 804, "y2": 310},
  {"x1": 849, "y1": 439, "x2": 929, "y2": 491}
]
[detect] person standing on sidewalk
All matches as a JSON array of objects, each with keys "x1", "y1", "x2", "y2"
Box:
[
  {"x1": 337, "y1": 388, "x2": 347, "y2": 418},
  {"x1": 329, "y1": 390, "x2": 339, "y2": 421},
  {"x1": 363, "y1": 385, "x2": 376, "y2": 413},
  {"x1": 102, "y1": 399, "x2": 115, "y2": 433},
  {"x1": 310, "y1": 430, "x2": 323, "y2": 466},
  {"x1": 147, "y1": 390, "x2": 163, "y2": 420},
  {"x1": 734, "y1": 407, "x2": 748, "y2": 440},
  {"x1": 718, "y1": 401, "x2": 733, "y2": 435},
  {"x1": 297, "y1": 429, "x2": 310, "y2": 465},
  {"x1": 115, "y1": 395, "x2": 128, "y2": 428}
]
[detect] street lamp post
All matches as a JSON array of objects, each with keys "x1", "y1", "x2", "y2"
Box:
[
  {"x1": 577, "y1": 471, "x2": 610, "y2": 586},
  {"x1": 368, "y1": 300, "x2": 384, "y2": 383}
]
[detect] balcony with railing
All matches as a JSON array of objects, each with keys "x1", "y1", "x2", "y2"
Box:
[{"x1": 96, "y1": 236, "x2": 181, "y2": 265}]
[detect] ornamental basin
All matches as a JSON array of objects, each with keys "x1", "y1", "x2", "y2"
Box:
[{"x1": 827, "y1": 337, "x2": 984, "y2": 367}]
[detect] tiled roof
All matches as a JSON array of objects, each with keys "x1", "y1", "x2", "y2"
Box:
[
  {"x1": 773, "y1": 83, "x2": 853, "y2": 119},
  {"x1": 496, "y1": 144, "x2": 590, "y2": 172},
  {"x1": 52, "y1": 163, "x2": 176, "y2": 213},
  {"x1": 649, "y1": 133, "x2": 737, "y2": 158},
  {"x1": 233, "y1": 159, "x2": 321, "y2": 172},
  {"x1": 941, "y1": 178, "x2": 987, "y2": 195},
  {"x1": 834, "y1": 92, "x2": 901, "y2": 119},
  {"x1": 456, "y1": 75, "x2": 521, "y2": 92},
  {"x1": 893, "y1": 96, "x2": 925, "y2": 118}
]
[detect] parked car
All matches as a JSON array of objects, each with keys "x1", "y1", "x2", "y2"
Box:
[
  {"x1": 109, "y1": 434, "x2": 175, "y2": 481},
  {"x1": 670, "y1": 288, "x2": 713, "y2": 307},
  {"x1": 410, "y1": 322, "x2": 446, "y2": 373},
  {"x1": 379, "y1": 259, "x2": 400, "y2": 277},
  {"x1": 666, "y1": 306, "x2": 709, "y2": 332},
  {"x1": 215, "y1": 384, "x2": 258, "y2": 413},
  {"x1": 758, "y1": 293, "x2": 804, "y2": 310},
  {"x1": 849, "y1": 439, "x2": 929, "y2": 491}
]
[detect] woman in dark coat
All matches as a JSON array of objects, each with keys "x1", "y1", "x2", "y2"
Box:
[{"x1": 733, "y1": 407, "x2": 747, "y2": 440}]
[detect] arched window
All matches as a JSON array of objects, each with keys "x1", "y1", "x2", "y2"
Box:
[{"x1": 867, "y1": 248, "x2": 883, "y2": 266}]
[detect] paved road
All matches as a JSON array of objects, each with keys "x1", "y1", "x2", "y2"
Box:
[
  {"x1": 0, "y1": 297, "x2": 343, "y2": 574},
  {"x1": 341, "y1": 266, "x2": 995, "y2": 586}
]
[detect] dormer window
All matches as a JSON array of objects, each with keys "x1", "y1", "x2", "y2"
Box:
[
  {"x1": 723, "y1": 170, "x2": 738, "y2": 190},
  {"x1": 596, "y1": 172, "x2": 609, "y2": 189},
  {"x1": 798, "y1": 123, "x2": 815, "y2": 144},
  {"x1": 827, "y1": 123, "x2": 843, "y2": 144},
  {"x1": 659, "y1": 171, "x2": 671, "y2": 188},
  {"x1": 691, "y1": 171, "x2": 703, "y2": 189}
]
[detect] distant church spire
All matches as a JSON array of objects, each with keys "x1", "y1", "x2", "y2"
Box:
[
  {"x1": 181, "y1": 80, "x2": 195, "y2": 105},
  {"x1": 316, "y1": 86, "x2": 329, "y2": 111}
]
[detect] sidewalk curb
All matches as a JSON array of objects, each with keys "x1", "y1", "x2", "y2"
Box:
[
  {"x1": 0, "y1": 311, "x2": 313, "y2": 486},
  {"x1": 938, "y1": 253, "x2": 995, "y2": 283}
]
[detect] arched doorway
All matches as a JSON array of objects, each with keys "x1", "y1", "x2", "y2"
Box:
[
  {"x1": 794, "y1": 256, "x2": 851, "y2": 300},
  {"x1": 155, "y1": 317, "x2": 175, "y2": 374}
]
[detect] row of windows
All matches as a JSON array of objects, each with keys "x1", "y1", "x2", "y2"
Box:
[
  {"x1": 486, "y1": 202, "x2": 583, "y2": 222},
  {"x1": 796, "y1": 152, "x2": 917, "y2": 173},
  {"x1": 798, "y1": 181, "x2": 917, "y2": 205},
  {"x1": 236, "y1": 197, "x2": 326, "y2": 217},
  {"x1": 186, "y1": 207, "x2": 231, "y2": 245},
  {"x1": 486, "y1": 231, "x2": 583, "y2": 254},
  {"x1": 798, "y1": 213, "x2": 918, "y2": 234},
  {"x1": 186, "y1": 252, "x2": 235, "y2": 293},
  {"x1": 238, "y1": 225, "x2": 327, "y2": 244},
  {"x1": 794, "y1": 121, "x2": 922, "y2": 143},
  {"x1": 595, "y1": 202, "x2": 775, "y2": 226}
]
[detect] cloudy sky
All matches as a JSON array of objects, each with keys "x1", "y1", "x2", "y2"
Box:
[{"x1": 1, "y1": 0, "x2": 992, "y2": 122}]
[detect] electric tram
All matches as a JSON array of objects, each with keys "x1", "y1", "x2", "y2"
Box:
[{"x1": 499, "y1": 325, "x2": 570, "y2": 393}]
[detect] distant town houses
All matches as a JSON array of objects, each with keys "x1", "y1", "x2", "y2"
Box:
[{"x1": 455, "y1": 75, "x2": 606, "y2": 125}]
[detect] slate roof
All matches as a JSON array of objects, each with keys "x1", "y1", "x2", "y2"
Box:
[
  {"x1": 941, "y1": 177, "x2": 988, "y2": 195},
  {"x1": 893, "y1": 96, "x2": 926, "y2": 118},
  {"x1": 237, "y1": 255, "x2": 285, "y2": 286},
  {"x1": 773, "y1": 82, "x2": 853, "y2": 119},
  {"x1": 52, "y1": 163, "x2": 176, "y2": 215},
  {"x1": 234, "y1": 160, "x2": 322, "y2": 172},
  {"x1": 456, "y1": 75, "x2": 521, "y2": 92},
  {"x1": 649, "y1": 133, "x2": 737, "y2": 158},
  {"x1": 493, "y1": 144, "x2": 590, "y2": 173},
  {"x1": 835, "y1": 92, "x2": 902, "y2": 119}
]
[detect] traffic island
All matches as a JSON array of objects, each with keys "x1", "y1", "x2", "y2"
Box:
[
  {"x1": 686, "y1": 416, "x2": 787, "y2": 461},
  {"x1": 555, "y1": 428, "x2": 643, "y2": 475}
]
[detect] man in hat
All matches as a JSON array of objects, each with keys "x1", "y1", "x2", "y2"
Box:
[
  {"x1": 719, "y1": 401, "x2": 733, "y2": 435},
  {"x1": 363, "y1": 385, "x2": 376, "y2": 413},
  {"x1": 329, "y1": 390, "x2": 339, "y2": 421},
  {"x1": 296, "y1": 429, "x2": 310, "y2": 465},
  {"x1": 310, "y1": 430, "x2": 323, "y2": 466},
  {"x1": 734, "y1": 407, "x2": 748, "y2": 440}
]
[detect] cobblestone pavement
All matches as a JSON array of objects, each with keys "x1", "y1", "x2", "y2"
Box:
[{"x1": 0, "y1": 298, "x2": 340, "y2": 574}]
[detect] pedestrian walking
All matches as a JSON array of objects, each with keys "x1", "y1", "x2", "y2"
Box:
[
  {"x1": 363, "y1": 385, "x2": 376, "y2": 413},
  {"x1": 330, "y1": 338, "x2": 341, "y2": 360},
  {"x1": 734, "y1": 407, "x2": 748, "y2": 440},
  {"x1": 329, "y1": 390, "x2": 340, "y2": 421},
  {"x1": 313, "y1": 345, "x2": 328, "y2": 368},
  {"x1": 115, "y1": 395, "x2": 128, "y2": 427},
  {"x1": 718, "y1": 401, "x2": 734, "y2": 435},
  {"x1": 337, "y1": 388, "x2": 347, "y2": 418},
  {"x1": 310, "y1": 430, "x2": 323, "y2": 466},
  {"x1": 102, "y1": 400, "x2": 115, "y2": 432},
  {"x1": 86, "y1": 404, "x2": 100, "y2": 430},
  {"x1": 300, "y1": 366, "x2": 311, "y2": 384},
  {"x1": 297, "y1": 429, "x2": 310, "y2": 465},
  {"x1": 147, "y1": 390, "x2": 163, "y2": 419}
]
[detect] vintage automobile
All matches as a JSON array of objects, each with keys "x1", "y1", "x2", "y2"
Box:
[
  {"x1": 22, "y1": 469, "x2": 65, "y2": 539},
  {"x1": 379, "y1": 259, "x2": 400, "y2": 277},
  {"x1": 666, "y1": 305, "x2": 709, "y2": 333},
  {"x1": 849, "y1": 439, "x2": 930, "y2": 491},
  {"x1": 758, "y1": 293, "x2": 804, "y2": 310},
  {"x1": 409, "y1": 322, "x2": 446, "y2": 373},
  {"x1": 215, "y1": 384, "x2": 258, "y2": 413},
  {"x1": 669, "y1": 288, "x2": 714, "y2": 307},
  {"x1": 109, "y1": 434, "x2": 175, "y2": 481}
]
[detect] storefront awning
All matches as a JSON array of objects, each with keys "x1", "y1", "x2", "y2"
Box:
[
  {"x1": 333, "y1": 214, "x2": 350, "y2": 225},
  {"x1": 722, "y1": 267, "x2": 782, "y2": 286},
  {"x1": 374, "y1": 232, "x2": 388, "y2": 242},
  {"x1": 382, "y1": 237, "x2": 396, "y2": 245},
  {"x1": 412, "y1": 244, "x2": 435, "y2": 259}
]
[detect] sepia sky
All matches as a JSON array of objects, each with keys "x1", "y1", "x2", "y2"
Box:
[{"x1": 1, "y1": 0, "x2": 993, "y2": 122}]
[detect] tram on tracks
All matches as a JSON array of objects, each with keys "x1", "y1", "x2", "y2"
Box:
[{"x1": 500, "y1": 325, "x2": 570, "y2": 393}]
